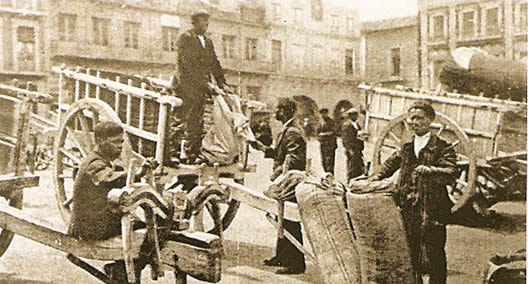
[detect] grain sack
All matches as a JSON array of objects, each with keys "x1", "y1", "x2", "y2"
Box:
[
  {"x1": 345, "y1": 192, "x2": 415, "y2": 283},
  {"x1": 296, "y1": 182, "x2": 363, "y2": 283}
]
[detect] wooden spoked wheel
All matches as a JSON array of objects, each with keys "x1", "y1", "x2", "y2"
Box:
[
  {"x1": 372, "y1": 112, "x2": 477, "y2": 212},
  {"x1": 53, "y1": 99, "x2": 128, "y2": 223},
  {"x1": 0, "y1": 189, "x2": 22, "y2": 257},
  {"x1": 190, "y1": 179, "x2": 241, "y2": 236},
  {"x1": 200, "y1": 196, "x2": 240, "y2": 236}
]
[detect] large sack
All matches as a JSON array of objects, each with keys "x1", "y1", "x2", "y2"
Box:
[
  {"x1": 296, "y1": 182, "x2": 362, "y2": 283},
  {"x1": 201, "y1": 93, "x2": 255, "y2": 164},
  {"x1": 345, "y1": 191, "x2": 414, "y2": 283},
  {"x1": 297, "y1": 180, "x2": 415, "y2": 283}
]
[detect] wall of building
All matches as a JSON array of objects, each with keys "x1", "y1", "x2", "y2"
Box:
[
  {"x1": 363, "y1": 24, "x2": 420, "y2": 88},
  {"x1": 418, "y1": 0, "x2": 527, "y2": 89}
]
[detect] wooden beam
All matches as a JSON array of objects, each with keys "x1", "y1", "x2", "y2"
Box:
[
  {"x1": 219, "y1": 178, "x2": 301, "y2": 222},
  {"x1": 52, "y1": 66, "x2": 182, "y2": 107},
  {"x1": 0, "y1": 204, "x2": 142, "y2": 260},
  {"x1": 0, "y1": 175, "x2": 39, "y2": 191}
]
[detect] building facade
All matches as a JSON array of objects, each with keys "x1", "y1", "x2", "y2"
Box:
[
  {"x1": 360, "y1": 16, "x2": 420, "y2": 88},
  {"x1": 1, "y1": 0, "x2": 362, "y2": 112},
  {"x1": 0, "y1": 0, "x2": 47, "y2": 89},
  {"x1": 418, "y1": 0, "x2": 528, "y2": 89}
]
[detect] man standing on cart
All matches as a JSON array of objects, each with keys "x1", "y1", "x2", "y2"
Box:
[
  {"x1": 369, "y1": 101, "x2": 457, "y2": 284},
  {"x1": 177, "y1": 9, "x2": 226, "y2": 163}
]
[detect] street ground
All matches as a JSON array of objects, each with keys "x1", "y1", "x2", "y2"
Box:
[{"x1": 0, "y1": 157, "x2": 525, "y2": 283}]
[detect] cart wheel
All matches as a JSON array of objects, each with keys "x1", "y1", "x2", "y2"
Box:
[
  {"x1": 191, "y1": 182, "x2": 241, "y2": 236},
  {"x1": 372, "y1": 111, "x2": 477, "y2": 213},
  {"x1": 53, "y1": 99, "x2": 131, "y2": 223},
  {"x1": 0, "y1": 190, "x2": 22, "y2": 257}
]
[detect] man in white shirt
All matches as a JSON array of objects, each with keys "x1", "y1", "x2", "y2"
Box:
[{"x1": 369, "y1": 101, "x2": 457, "y2": 284}]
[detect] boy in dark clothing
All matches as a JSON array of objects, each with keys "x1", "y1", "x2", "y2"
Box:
[{"x1": 68, "y1": 121, "x2": 156, "y2": 283}]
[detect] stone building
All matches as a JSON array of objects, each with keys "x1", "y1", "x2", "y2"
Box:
[
  {"x1": 1, "y1": 0, "x2": 362, "y2": 111},
  {"x1": 418, "y1": 0, "x2": 528, "y2": 89},
  {"x1": 360, "y1": 16, "x2": 420, "y2": 88},
  {"x1": 0, "y1": 0, "x2": 47, "y2": 90}
]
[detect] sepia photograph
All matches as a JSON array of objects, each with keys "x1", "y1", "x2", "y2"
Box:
[{"x1": 0, "y1": 0, "x2": 526, "y2": 283}]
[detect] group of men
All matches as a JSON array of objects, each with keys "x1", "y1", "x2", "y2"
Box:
[
  {"x1": 318, "y1": 107, "x2": 365, "y2": 180},
  {"x1": 67, "y1": 9, "x2": 457, "y2": 284}
]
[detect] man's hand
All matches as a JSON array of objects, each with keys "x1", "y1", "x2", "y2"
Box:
[
  {"x1": 249, "y1": 140, "x2": 267, "y2": 152},
  {"x1": 137, "y1": 158, "x2": 159, "y2": 178},
  {"x1": 415, "y1": 165, "x2": 433, "y2": 175}
]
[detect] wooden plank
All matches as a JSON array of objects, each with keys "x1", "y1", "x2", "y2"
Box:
[
  {"x1": 0, "y1": 83, "x2": 52, "y2": 102},
  {"x1": 0, "y1": 175, "x2": 39, "y2": 190},
  {"x1": 160, "y1": 231, "x2": 222, "y2": 283},
  {"x1": 95, "y1": 71, "x2": 101, "y2": 100},
  {"x1": 74, "y1": 66, "x2": 81, "y2": 102},
  {"x1": 358, "y1": 84, "x2": 525, "y2": 110},
  {"x1": 51, "y1": 66, "x2": 182, "y2": 107},
  {"x1": 85, "y1": 68, "x2": 91, "y2": 99},
  {"x1": 0, "y1": 204, "x2": 143, "y2": 260},
  {"x1": 219, "y1": 178, "x2": 301, "y2": 222}
]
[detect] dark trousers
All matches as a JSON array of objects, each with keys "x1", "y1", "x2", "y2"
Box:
[
  {"x1": 274, "y1": 220, "x2": 306, "y2": 270},
  {"x1": 346, "y1": 150, "x2": 364, "y2": 180},
  {"x1": 181, "y1": 97, "x2": 206, "y2": 159},
  {"x1": 401, "y1": 206, "x2": 447, "y2": 284},
  {"x1": 320, "y1": 144, "x2": 336, "y2": 174}
]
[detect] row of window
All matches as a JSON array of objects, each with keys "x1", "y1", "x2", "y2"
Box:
[
  {"x1": 220, "y1": 34, "x2": 355, "y2": 75},
  {"x1": 58, "y1": 13, "x2": 181, "y2": 51},
  {"x1": 429, "y1": 2, "x2": 527, "y2": 42},
  {"x1": 270, "y1": 0, "x2": 355, "y2": 32}
]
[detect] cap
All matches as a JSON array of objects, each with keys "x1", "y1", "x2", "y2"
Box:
[
  {"x1": 346, "y1": 107, "x2": 358, "y2": 114},
  {"x1": 408, "y1": 100, "x2": 435, "y2": 119},
  {"x1": 191, "y1": 9, "x2": 210, "y2": 20}
]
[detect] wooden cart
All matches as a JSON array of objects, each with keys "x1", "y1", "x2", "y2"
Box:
[
  {"x1": 0, "y1": 65, "x2": 313, "y2": 284},
  {"x1": 359, "y1": 84, "x2": 527, "y2": 215}
]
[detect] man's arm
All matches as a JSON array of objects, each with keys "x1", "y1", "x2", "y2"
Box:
[
  {"x1": 208, "y1": 39, "x2": 226, "y2": 87},
  {"x1": 177, "y1": 33, "x2": 193, "y2": 79},
  {"x1": 87, "y1": 160, "x2": 127, "y2": 189},
  {"x1": 283, "y1": 127, "x2": 306, "y2": 171},
  {"x1": 369, "y1": 151, "x2": 402, "y2": 181}
]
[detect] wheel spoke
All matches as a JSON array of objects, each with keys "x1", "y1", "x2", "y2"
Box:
[
  {"x1": 437, "y1": 124, "x2": 446, "y2": 137},
  {"x1": 76, "y1": 113, "x2": 94, "y2": 150},
  {"x1": 66, "y1": 126, "x2": 87, "y2": 157},
  {"x1": 387, "y1": 131, "x2": 401, "y2": 146},
  {"x1": 60, "y1": 147, "x2": 82, "y2": 166},
  {"x1": 63, "y1": 197, "x2": 73, "y2": 208}
]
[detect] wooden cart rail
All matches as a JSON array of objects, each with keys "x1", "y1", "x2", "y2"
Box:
[
  {"x1": 52, "y1": 66, "x2": 182, "y2": 161},
  {"x1": 359, "y1": 84, "x2": 527, "y2": 159}
]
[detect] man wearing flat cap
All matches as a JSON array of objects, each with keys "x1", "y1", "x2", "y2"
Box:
[
  {"x1": 342, "y1": 107, "x2": 364, "y2": 180},
  {"x1": 369, "y1": 101, "x2": 457, "y2": 283},
  {"x1": 177, "y1": 9, "x2": 226, "y2": 163}
]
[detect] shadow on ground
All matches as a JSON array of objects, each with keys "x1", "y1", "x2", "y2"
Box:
[
  {"x1": 222, "y1": 239, "x2": 321, "y2": 283},
  {"x1": 0, "y1": 273, "x2": 53, "y2": 284}
]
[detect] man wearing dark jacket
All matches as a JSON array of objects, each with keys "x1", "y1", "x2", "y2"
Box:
[
  {"x1": 69, "y1": 121, "x2": 156, "y2": 283},
  {"x1": 318, "y1": 108, "x2": 337, "y2": 174},
  {"x1": 342, "y1": 108, "x2": 364, "y2": 180},
  {"x1": 177, "y1": 9, "x2": 226, "y2": 163},
  {"x1": 369, "y1": 101, "x2": 457, "y2": 284},
  {"x1": 252, "y1": 97, "x2": 306, "y2": 274}
]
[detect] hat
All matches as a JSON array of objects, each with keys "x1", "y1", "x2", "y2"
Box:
[
  {"x1": 346, "y1": 107, "x2": 358, "y2": 114},
  {"x1": 408, "y1": 100, "x2": 435, "y2": 119},
  {"x1": 191, "y1": 9, "x2": 210, "y2": 20},
  {"x1": 319, "y1": 108, "x2": 329, "y2": 114}
]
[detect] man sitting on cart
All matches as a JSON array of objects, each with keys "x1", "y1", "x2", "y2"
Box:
[
  {"x1": 68, "y1": 121, "x2": 156, "y2": 283},
  {"x1": 369, "y1": 101, "x2": 457, "y2": 284}
]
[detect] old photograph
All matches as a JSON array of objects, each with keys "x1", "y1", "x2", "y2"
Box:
[{"x1": 0, "y1": 0, "x2": 526, "y2": 283}]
